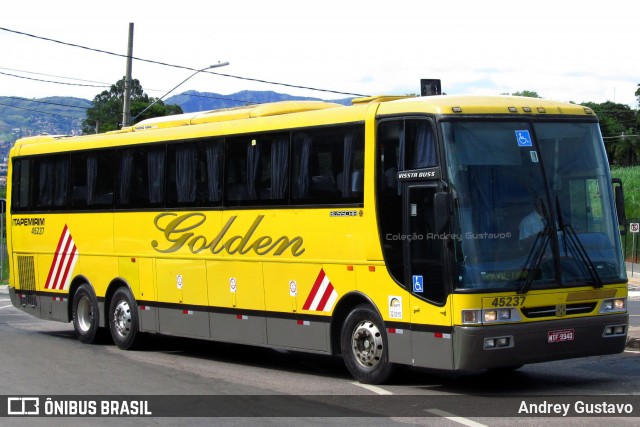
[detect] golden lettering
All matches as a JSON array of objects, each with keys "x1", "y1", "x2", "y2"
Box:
[{"x1": 151, "y1": 213, "x2": 305, "y2": 257}]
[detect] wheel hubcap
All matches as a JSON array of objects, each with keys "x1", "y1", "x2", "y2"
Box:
[
  {"x1": 351, "y1": 320, "x2": 384, "y2": 368},
  {"x1": 77, "y1": 296, "x2": 93, "y2": 333},
  {"x1": 112, "y1": 299, "x2": 131, "y2": 338}
]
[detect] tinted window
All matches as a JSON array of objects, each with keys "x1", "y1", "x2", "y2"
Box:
[
  {"x1": 167, "y1": 138, "x2": 223, "y2": 207},
  {"x1": 70, "y1": 150, "x2": 115, "y2": 208},
  {"x1": 224, "y1": 133, "x2": 289, "y2": 206},
  {"x1": 116, "y1": 146, "x2": 165, "y2": 208},
  {"x1": 291, "y1": 125, "x2": 364, "y2": 205},
  {"x1": 32, "y1": 154, "x2": 69, "y2": 210}
]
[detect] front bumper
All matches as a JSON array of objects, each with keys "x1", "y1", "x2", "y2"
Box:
[{"x1": 453, "y1": 313, "x2": 628, "y2": 370}]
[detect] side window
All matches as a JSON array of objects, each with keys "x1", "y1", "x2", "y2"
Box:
[
  {"x1": 224, "y1": 133, "x2": 289, "y2": 206},
  {"x1": 11, "y1": 159, "x2": 30, "y2": 212},
  {"x1": 167, "y1": 138, "x2": 223, "y2": 207},
  {"x1": 291, "y1": 124, "x2": 364, "y2": 205},
  {"x1": 32, "y1": 154, "x2": 69, "y2": 210},
  {"x1": 376, "y1": 118, "x2": 438, "y2": 284},
  {"x1": 405, "y1": 120, "x2": 437, "y2": 169},
  {"x1": 116, "y1": 146, "x2": 165, "y2": 208},
  {"x1": 70, "y1": 150, "x2": 115, "y2": 209},
  {"x1": 377, "y1": 120, "x2": 403, "y2": 282}
]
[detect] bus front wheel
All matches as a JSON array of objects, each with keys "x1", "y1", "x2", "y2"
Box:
[
  {"x1": 340, "y1": 304, "x2": 394, "y2": 384},
  {"x1": 72, "y1": 284, "x2": 100, "y2": 344},
  {"x1": 109, "y1": 287, "x2": 140, "y2": 350}
]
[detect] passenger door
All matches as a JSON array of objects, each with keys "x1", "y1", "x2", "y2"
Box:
[{"x1": 404, "y1": 184, "x2": 453, "y2": 369}]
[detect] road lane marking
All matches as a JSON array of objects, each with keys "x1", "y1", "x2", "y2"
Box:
[
  {"x1": 426, "y1": 409, "x2": 488, "y2": 427},
  {"x1": 0, "y1": 299, "x2": 10, "y2": 302},
  {"x1": 624, "y1": 349, "x2": 640, "y2": 354},
  {"x1": 350, "y1": 382, "x2": 393, "y2": 395},
  {"x1": 0, "y1": 305, "x2": 15, "y2": 310}
]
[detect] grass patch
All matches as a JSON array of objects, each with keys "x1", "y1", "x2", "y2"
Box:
[{"x1": 611, "y1": 166, "x2": 640, "y2": 260}]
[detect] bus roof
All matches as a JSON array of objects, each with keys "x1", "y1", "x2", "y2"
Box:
[
  {"x1": 12, "y1": 95, "x2": 595, "y2": 154},
  {"x1": 376, "y1": 95, "x2": 595, "y2": 117}
]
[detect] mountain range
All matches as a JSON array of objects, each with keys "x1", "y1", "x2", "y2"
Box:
[{"x1": 0, "y1": 90, "x2": 353, "y2": 144}]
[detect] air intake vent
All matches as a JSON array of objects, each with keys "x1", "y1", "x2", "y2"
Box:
[
  {"x1": 17, "y1": 255, "x2": 37, "y2": 307},
  {"x1": 521, "y1": 303, "x2": 596, "y2": 318}
]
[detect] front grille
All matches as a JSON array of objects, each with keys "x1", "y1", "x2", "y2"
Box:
[
  {"x1": 521, "y1": 302, "x2": 597, "y2": 318},
  {"x1": 17, "y1": 255, "x2": 37, "y2": 307}
]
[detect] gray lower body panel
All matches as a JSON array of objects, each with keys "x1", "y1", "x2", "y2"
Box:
[
  {"x1": 453, "y1": 314, "x2": 628, "y2": 370},
  {"x1": 9, "y1": 288, "x2": 69, "y2": 323},
  {"x1": 210, "y1": 312, "x2": 266, "y2": 345},
  {"x1": 266, "y1": 317, "x2": 329, "y2": 352}
]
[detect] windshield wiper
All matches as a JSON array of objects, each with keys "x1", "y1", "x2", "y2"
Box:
[
  {"x1": 518, "y1": 227, "x2": 551, "y2": 294},
  {"x1": 555, "y1": 197, "x2": 603, "y2": 288},
  {"x1": 518, "y1": 198, "x2": 552, "y2": 294}
]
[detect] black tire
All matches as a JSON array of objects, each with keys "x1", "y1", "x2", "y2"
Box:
[
  {"x1": 340, "y1": 303, "x2": 394, "y2": 384},
  {"x1": 72, "y1": 284, "x2": 100, "y2": 344},
  {"x1": 109, "y1": 287, "x2": 140, "y2": 350}
]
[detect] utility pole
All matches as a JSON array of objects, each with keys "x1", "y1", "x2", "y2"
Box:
[{"x1": 122, "y1": 23, "x2": 134, "y2": 128}]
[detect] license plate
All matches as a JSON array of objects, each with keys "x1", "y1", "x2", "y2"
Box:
[{"x1": 548, "y1": 329, "x2": 574, "y2": 343}]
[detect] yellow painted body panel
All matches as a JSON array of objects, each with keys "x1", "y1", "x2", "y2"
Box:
[{"x1": 7, "y1": 94, "x2": 619, "y2": 349}]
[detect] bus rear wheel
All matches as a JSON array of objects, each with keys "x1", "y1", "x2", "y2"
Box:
[
  {"x1": 341, "y1": 304, "x2": 394, "y2": 384},
  {"x1": 72, "y1": 284, "x2": 100, "y2": 344},
  {"x1": 109, "y1": 287, "x2": 140, "y2": 350}
]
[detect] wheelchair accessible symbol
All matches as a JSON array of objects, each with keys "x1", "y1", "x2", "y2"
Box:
[
  {"x1": 413, "y1": 275, "x2": 424, "y2": 293},
  {"x1": 516, "y1": 130, "x2": 532, "y2": 147}
]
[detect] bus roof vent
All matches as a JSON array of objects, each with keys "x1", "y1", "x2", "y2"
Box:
[
  {"x1": 351, "y1": 95, "x2": 415, "y2": 105},
  {"x1": 247, "y1": 101, "x2": 343, "y2": 118}
]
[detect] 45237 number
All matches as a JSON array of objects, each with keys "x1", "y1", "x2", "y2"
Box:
[{"x1": 491, "y1": 296, "x2": 525, "y2": 307}]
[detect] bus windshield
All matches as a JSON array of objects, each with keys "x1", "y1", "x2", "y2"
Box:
[{"x1": 442, "y1": 120, "x2": 625, "y2": 291}]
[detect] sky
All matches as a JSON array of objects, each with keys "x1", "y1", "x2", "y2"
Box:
[{"x1": 1, "y1": 0, "x2": 639, "y2": 107}]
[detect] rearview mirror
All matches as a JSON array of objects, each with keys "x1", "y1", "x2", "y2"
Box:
[{"x1": 612, "y1": 178, "x2": 626, "y2": 235}]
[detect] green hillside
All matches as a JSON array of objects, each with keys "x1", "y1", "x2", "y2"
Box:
[{"x1": 0, "y1": 96, "x2": 91, "y2": 142}]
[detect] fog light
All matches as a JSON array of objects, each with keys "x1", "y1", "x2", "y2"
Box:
[
  {"x1": 484, "y1": 338, "x2": 496, "y2": 349},
  {"x1": 614, "y1": 326, "x2": 625, "y2": 334},
  {"x1": 497, "y1": 337, "x2": 510, "y2": 347},
  {"x1": 604, "y1": 326, "x2": 613, "y2": 335}
]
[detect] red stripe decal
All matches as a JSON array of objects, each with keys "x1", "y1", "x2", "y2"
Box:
[
  {"x1": 55, "y1": 245, "x2": 77, "y2": 291},
  {"x1": 44, "y1": 225, "x2": 68, "y2": 289},
  {"x1": 316, "y1": 282, "x2": 334, "y2": 312},
  {"x1": 302, "y1": 269, "x2": 325, "y2": 310}
]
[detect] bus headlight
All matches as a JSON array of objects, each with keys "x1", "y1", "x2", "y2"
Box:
[
  {"x1": 599, "y1": 298, "x2": 626, "y2": 313},
  {"x1": 462, "y1": 310, "x2": 481, "y2": 324},
  {"x1": 462, "y1": 308, "x2": 521, "y2": 324},
  {"x1": 484, "y1": 309, "x2": 512, "y2": 322}
]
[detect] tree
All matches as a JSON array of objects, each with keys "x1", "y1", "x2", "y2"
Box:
[
  {"x1": 583, "y1": 101, "x2": 639, "y2": 165},
  {"x1": 81, "y1": 78, "x2": 182, "y2": 134},
  {"x1": 510, "y1": 90, "x2": 542, "y2": 98}
]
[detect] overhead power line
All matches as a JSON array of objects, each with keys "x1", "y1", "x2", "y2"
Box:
[
  {"x1": 0, "y1": 26, "x2": 367, "y2": 98},
  {"x1": 0, "y1": 66, "x2": 250, "y2": 104},
  {"x1": 0, "y1": 70, "x2": 109, "y2": 88},
  {"x1": 0, "y1": 66, "x2": 111, "y2": 86}
]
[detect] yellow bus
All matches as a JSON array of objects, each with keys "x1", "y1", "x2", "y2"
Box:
[{"x1": 7, "y1": 94, "x2": 629, "y2": 384}]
